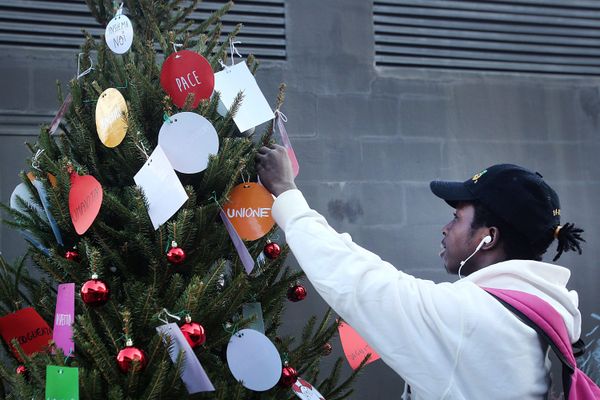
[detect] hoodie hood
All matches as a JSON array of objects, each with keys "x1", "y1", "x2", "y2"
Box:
[{"x1": 463, "y1": 259, "x2": 581, "y2": 342}]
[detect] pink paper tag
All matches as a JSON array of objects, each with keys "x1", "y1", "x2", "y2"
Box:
[
  {"x1": 69, "y1": 173, "x2": 103, "y2": 235},
  {"x1": 52, "y1": 283, "x2": 74, "y2": 356},
  {"x1": 276, "y1": 114, "x2": 299, "y2": 177},
  {"x1": 220, "y1": 209, "x2": 255, "y2": 274},
  {"x1": 49, "y1": 93, "x2": 73, "y2": 135},
  {"x1": 338, "y1": 322, "x2": 380, "y2": 370}
]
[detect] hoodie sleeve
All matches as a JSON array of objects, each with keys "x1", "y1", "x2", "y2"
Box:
[{"x1": 272, "y1": 189, "x2": 474, "y2": 393}]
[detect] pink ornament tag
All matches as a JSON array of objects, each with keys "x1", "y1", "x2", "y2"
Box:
[
  {"x1": 52, "y1": 283, "x2": 74, "y2": 356},
  {"x1": 156, "y1": 323, "x2": 215, "y2": 393},
  {"x1": 219, "y1": 209, "x2": 255, "y2": 274},
  {"x1": 276, "y1": 112, "x2": 299, "y2": 177},
  {"x1": 69, "y1": 173, "x2": 103, "y2": 235},
  {"x1": 338, "y1": 322, "x2": 380, "y2": 370},
  {"x1": 49, "y1": 93, "x2": 72, "y2": 135}
]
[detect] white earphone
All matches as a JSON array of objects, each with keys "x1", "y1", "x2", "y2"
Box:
[{"x1": 458, "y1": 235, "x2": 492, "y2": 279}]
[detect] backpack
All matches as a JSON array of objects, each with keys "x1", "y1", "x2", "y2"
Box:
[{"x1": 483, "y1": 287, "x2": 600, "y2": 400}]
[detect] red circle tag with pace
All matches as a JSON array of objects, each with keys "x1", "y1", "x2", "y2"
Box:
[
  {"x1": 223, "y1": 183, "x2": 275, "y2": 241},
  {"x1": 160, "y1": 50, "x2": 214, "y2": 109}
]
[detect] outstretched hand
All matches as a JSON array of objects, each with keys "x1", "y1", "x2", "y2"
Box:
[{"x1": 256, "y1": 144, "x2": 297, "y2": 197}]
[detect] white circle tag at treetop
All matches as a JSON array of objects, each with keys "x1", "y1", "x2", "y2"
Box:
[
  {"x1": 158, "y1": 112, "x2": 219, "y2": 174},
  {"x1": 105, "y1": 14, "x2": 134, "y2": 54},
  {"x1": 226, "y1": 329, "x2": 282, "y2": 391}
]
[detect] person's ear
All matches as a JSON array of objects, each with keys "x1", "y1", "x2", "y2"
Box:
[{"x1": 483, "y1": 227, "x2": 500, "y2": 249}]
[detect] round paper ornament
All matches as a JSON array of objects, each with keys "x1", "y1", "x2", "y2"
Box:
[
  {"x1": 222, "y1": 183, "x2": 275, "y2": 241},
  {"x1": 105, "y1": 13, "x2": 134, "y2": 54},
  {"x1": 95, "y1": 88, "x2": 128, "y2": 148},
  {"x1": 160, "y1": 50, "x2": 214, "y2": 109},
  {"x1": 10, "y1": 182, "x2": 46, "y2": 221},
  {"x1": 226, "y1": 329, "x2": 282, "y2": 391},
  {"x1": 69, "y1": 173, "x2": 103, "y2": 235},
  {"x1": 158, "y1": 112, "x2": 219, "y2": 174}
]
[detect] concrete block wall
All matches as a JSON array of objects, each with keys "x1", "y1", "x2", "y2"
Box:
[{"x1": 1, "y1": 1, "x2": 599, "y2": 398}]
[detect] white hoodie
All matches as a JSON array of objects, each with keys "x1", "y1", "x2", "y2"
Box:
[{"x1": 272, "y1": 189, "x2": 581, "y2": 400}]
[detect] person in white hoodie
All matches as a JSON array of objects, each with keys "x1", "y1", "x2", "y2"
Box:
[{"x1": 256, "y1": 144, "x2": 586, "y2": 399}]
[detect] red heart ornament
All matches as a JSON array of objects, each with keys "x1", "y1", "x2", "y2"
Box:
[{"x1": 69, "y1": 173, "x2": 103, "y2": 235}]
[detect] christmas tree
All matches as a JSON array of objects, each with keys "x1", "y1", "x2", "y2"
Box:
[{"x1": 0, "y1": 1, "x2": 364, "y2": 398}]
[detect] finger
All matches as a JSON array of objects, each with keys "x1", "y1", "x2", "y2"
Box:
[{"x1": 257, "y1": 146, "x2": 272, "y2": 155}]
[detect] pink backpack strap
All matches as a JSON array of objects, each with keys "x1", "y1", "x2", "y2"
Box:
[
  {"x1": 482, "y1": 287, "x2": 600, "y2": 400},
  {"x1": 482, "y1": 287, "x2": 575, "y2": 367}
]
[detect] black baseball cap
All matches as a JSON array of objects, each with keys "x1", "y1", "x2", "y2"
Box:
[{"x1": 430, "y1": 164, "x2": 561, "y2": 244}]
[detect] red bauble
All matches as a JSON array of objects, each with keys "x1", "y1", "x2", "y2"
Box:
[
  {"x1": 287, "y1": 284, "x2": 307, "y2": 302},
  {"x1": 322, "y1": 342, "x2": 333, "y2": 356},
  {"x1": 278, "y1": 365, "x2": 298, "y2": 388},
  {"x1": 263, "y1": 242, "x2": 281, "y2": 260},
  {"x1": 16, "y1": 365, "x2": 27, "y2": 376},
  {"x1": 116, "y1": 345, "x2": 147, "y2": 373},
  {"x1": 180, "y1": 317, "x2": 206, "y2": 348},
  {"x1": 167, "y1": 242, "x2": 186, "y2": 265},
  {"x1": 80, "y1": 276, "x2": 109, "y2": 306},
  {"x1": 65, "y1": 250, "x2": 79, "y2": 261}
]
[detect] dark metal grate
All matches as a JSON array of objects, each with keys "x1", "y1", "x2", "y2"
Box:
[
  {"x1": 0, "y1": 0, "x2": 286, "y2": 60},
  {"x1": 374, "y1": 0, "x2": 600, "y2": 75}
]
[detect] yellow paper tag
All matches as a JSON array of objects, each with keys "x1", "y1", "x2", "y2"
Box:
[{"x1": 95, "y1": 88, "x2": 128, "y2": 148}]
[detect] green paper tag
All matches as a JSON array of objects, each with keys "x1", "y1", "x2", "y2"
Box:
[
  {"x1": 242, "y1": 302, "x2": 265, "y2": 334},
  {"x1": 46, "y1": 365, "x2": 79, "y2": 400}
]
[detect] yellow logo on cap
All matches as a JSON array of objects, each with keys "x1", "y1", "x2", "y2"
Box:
[
  {"x1": 553, "y1": 209, "x2": 561, "y2": 216},
  {"x1": 472, "y1": 169, "x2": 487, "y2": 184}
]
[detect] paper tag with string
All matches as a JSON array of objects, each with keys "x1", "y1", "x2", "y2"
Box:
[
  {"x1": 46, "y1": 365, "x2": 79, "y2": 399},
  {"x1": 214, "y1": 41, "x2": 274, "y2": 132},
  {"x1": 52, "y1": 283, "x2": 75, "y2": 357},
  {"x1": 28, "y1": 157, "x2": 64, "y2": 246},
  {"x1": 105, "y1": 3, "x2": 134, "y2": 54},
  {"x1": 156, "y1": 323, "x2": 215, "y2": 393},
  {"x1": 219, "y1": 209, "x2": 255, "y2": 274},
  {"x1": 49, "y1": 93, "x2": 73, "y2": 135},
  {"x1": 292, "y1": 377, "x2": 327, "y2": 400},
  {"x1": 242, "y1": 302, "x2": 265, "y2": 334},
  {"x1": 275, "y1": 111, "x2": 299, "y2": 177}
]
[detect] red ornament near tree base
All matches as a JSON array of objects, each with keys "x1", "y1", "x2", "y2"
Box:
[
  {"x1": 116, "y1": 340, "x2": 147, "y2": 373},
  {"x1": 278, "y1": 364, "x2": 298, "y2": 388},
  {"x1": 180, "y1": 315, "x2": 206, "y2": 348},
  {"x1": 64, "y1": 250, "x2": 79, "y2": 261},
  {"x1": 80, "y1": 274, "x2": 109, "y2": 306},
  {"x1": 287, "y1": 284, "x2": 307, "y2": 302},
  {"x1": 263, "y1": 241, "x2": 281, "y2": 260},
  {"x1": 167, "y1": 241, "x2": 186, "y2": 265}
]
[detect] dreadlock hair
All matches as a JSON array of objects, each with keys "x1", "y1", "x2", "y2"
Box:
[{"x1": 470, "y1": 201, "x2": 585, "y2": 262}]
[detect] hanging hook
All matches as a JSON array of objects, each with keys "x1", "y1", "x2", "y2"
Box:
[
  {"x1": 31, "y1": 149, "x2": 45, "y2": 172},
  {"x1": 229, "y1": 40, "x2": 242, "y2": 66},
  {"x1": 77, "y1": 53, "x2": 94, "y2": 80}
]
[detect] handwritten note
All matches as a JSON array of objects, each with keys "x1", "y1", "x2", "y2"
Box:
[{"x1": 338, "y1": 322, "x2": 380, "y2": 370}]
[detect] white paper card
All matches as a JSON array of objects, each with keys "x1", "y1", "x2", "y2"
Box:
[
  {"x1": 134, "y1": 145, "x2": 188, "y2": 229},
  {"x1": 105, "y1": 14, "x2": 134, "y2": 54},
  {"x1": 292, "y1": 378, "x2": 327, "y2": 400},
  {"x1": 10, "y1": 182, "x2": 46, "y2": 221},
  {"x1": 214, "y1": 62, "x2": 275, "y2": 132},
  {"x1": 156, "y1": 323, "x2": 215, "y2": 393},
  {"x1": 158, "y1": 112, "x2": 219, "y2": 174},
  {"x1": 226, "y1": 328, "x2": 281, "y2": 391}
]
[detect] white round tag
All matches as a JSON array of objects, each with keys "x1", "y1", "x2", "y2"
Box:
[
  {"x1": 226, "y1": 329, "x2": 282, "y2": 391},
  {"x1": 158, "y1": 112, "x2": 219, "y2": 174},
  {"x1": 105, "y1": 14, "x2": 134, "y2": 54}
]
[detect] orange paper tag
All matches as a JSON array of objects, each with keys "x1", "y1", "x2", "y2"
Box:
[
  {"x1": 338, "y1": 322, "x2": 380, "y2": 370},
  {"x1": 69, "y1": 173, "x2": 103, "y2": 235},
  {"x1": 222, "y1": 183, "x2": 275, "y2": 241},
  {"x1": 27, "y1": 172, "x2": 58, "y2": 188},
  {"x1": 0, "y1": 307, "x2": 52, "y2": 361}
]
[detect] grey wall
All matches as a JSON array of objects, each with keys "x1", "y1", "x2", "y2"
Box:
[{"x1": 1, "y1": 1, "x2": 599, "y2": 398}]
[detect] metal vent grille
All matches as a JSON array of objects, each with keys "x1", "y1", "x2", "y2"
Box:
[
  {"x1": 0, "y1": 0, "x2": 286, "y2": 60},
  {"x1": 374, "y1": 0, "x2": 600, "y2": 75}
]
